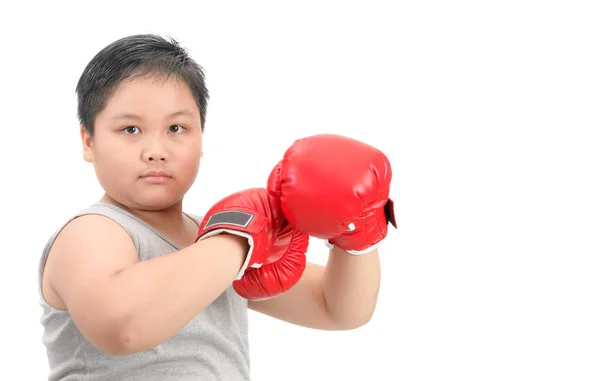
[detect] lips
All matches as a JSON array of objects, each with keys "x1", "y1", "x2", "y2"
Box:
[
  {"x1": 141, "y1": 170, "x2": 171, "y2": 178},
  {"x1": 140, "y1": 170, "x2": 172, "y2": 184}
]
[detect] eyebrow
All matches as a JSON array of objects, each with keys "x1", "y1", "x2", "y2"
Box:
[{"x1": 112, "y1": 109, "x2": 196, "y2": 121}]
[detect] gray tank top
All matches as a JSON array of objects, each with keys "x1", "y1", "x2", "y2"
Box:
[{"x1": 37, "y1": 202, "x2": 251, "y2": 380}]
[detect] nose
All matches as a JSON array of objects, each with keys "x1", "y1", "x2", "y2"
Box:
[{"x1": 141, "y1": 134, "x2": 169, "y2": 163}]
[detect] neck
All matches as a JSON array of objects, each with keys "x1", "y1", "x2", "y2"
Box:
[
  {"x1": 99, "y1": 194, "x2": 199, "y2": 248},
  {"x1": 100, "y1": 194, "x2": 187, "y2": 228}
]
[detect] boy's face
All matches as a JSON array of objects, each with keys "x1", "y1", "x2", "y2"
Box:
[{"x1": 81, "y1": 75, "x2": 203, "y2": 211}]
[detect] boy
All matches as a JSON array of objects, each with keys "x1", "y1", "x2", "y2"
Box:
[{"x1": 38, "y1": 34, "x2": 394, "y2": 380}]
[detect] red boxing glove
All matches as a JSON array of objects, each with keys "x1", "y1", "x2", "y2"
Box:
[
  {"x1": 268, "y1": 134, "x2": 397, "y2": 255},
  {"x1": 197, "y1": 188, "x2": 308, "y2": 300}
]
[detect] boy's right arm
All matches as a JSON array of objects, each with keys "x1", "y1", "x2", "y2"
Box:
[{"x1": 44, "y1": 214, "x2": 248, "y2": 355}]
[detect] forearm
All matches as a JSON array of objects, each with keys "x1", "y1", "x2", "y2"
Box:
[
  {"x1": 111, "y1": 234, "x2": 247, "y2": 353},
  {"x1": 322, "y1": 246, "x2": 381, "y2": 326}
]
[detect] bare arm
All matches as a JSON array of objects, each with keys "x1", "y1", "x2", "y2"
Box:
[
  {"x1": 322, "y1": 246, "x2": 381, "y2": 325},
  {"x1": 44, "y1": 214, "x2": 247, "y2": 355},
  {"x1": 248, "y1": 246, "x2": 380, "y2": 330}
]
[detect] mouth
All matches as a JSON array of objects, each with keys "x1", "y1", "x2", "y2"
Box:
[
  {"x1": 140, "y1": 171, "x2": 172, "y2": 184},
  {"x1": 141, "y1": 175, "x2": 171, "y2": 184}
]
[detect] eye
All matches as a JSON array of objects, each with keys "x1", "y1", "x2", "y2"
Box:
[
  {"x1": 169, "y1": 124, "x2": 185, "y2": 133},
  {"x1": 123, "y1": 126, "x2": 140, "y2": 134}
]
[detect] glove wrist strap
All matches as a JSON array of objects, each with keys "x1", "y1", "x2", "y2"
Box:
[{"x1": 324, "y1": 238, "x2": 385, "y2": 255}]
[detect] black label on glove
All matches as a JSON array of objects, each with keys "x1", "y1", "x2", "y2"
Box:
[
  {"x1": 204, "y1": 211, "x2": 255, "y2": 230},
  {"x1": 384, "y1": 199, "x2": 397, "y2": 228}
]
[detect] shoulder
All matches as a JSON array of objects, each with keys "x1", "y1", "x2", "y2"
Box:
[
  {"x1": 42, "y1": 212, "x2": 139, "y2": 308},
  {"x1": 46, "y1": 203, "x2": 141, "y2": 258},
  {"x1": 46, "y1": 211, "x2": 139, "y2": 270},
  {"x1": 55, "y1": 212, "x2": 133, "y2": 244},
  {"x1": 48, "y1": 210, "x2": 139, "y2": 267}
]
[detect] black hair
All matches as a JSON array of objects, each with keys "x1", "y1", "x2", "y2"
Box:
[{"x1": 76, "y1": 34, "x2": 209, "y2": 135}]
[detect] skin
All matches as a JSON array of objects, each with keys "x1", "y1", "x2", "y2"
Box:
[
  {"x1": 41, "y1": 74, "x2": 381, "y2": 356},
  {"x1": 85, "y1": 74, "x2": 203, "y2": 245}
]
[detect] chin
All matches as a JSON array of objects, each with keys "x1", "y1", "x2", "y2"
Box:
[
  {"x1": 121, "y1": 191, "x2": 185, "y2": 211},
  {"x1": 140, "y1": 197, "x2": 183, "y2": 211}
]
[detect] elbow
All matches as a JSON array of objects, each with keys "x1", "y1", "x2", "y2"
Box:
[
  {"x1": 88, "y1": 324, "x2": 140, "y2": 356},
  {"x1": 348, "y1": 312, "x2": 375, "y2": 330},
  {"x1": 85, "y1": 310, "x2": 146, "y2": 356},
  {"x1": 105, "y1": 315, "x2": 151, "y2": 355},
  {"x1": 102, "y1": 329, "x2": 140, "y2": 356},
  {"x1": 354, "y1": 311, "x2": 375, "y2": 328},
  {"x1": 331, "y1": 309, "x2": 375, "y2": 331},
  {"x1": 98, "y1": 330, "x2": 149, "y2": 356},
  {"x1": 323, "y1": 299, "x2": 378, "y2": 331}
]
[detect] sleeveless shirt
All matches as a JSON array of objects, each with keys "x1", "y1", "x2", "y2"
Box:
[{"x1": 37, "y1": 202, "x2": 251, "y2": 380}]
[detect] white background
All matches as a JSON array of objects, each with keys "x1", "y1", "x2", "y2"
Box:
[{"x1": 1, "y1": 1, "x2": 599, "y2": 380}]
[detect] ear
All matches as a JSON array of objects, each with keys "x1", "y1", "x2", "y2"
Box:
[{"x1": 80, "y1": 125, "x2": 94, "y2": 162}]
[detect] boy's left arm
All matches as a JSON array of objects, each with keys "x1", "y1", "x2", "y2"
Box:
[
  {"x1": 250, "y1": 133, "x2": 395, "y2": 328},
  {"x1": 248, "y1": 246, "x2": 380, "y2": 330}
]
